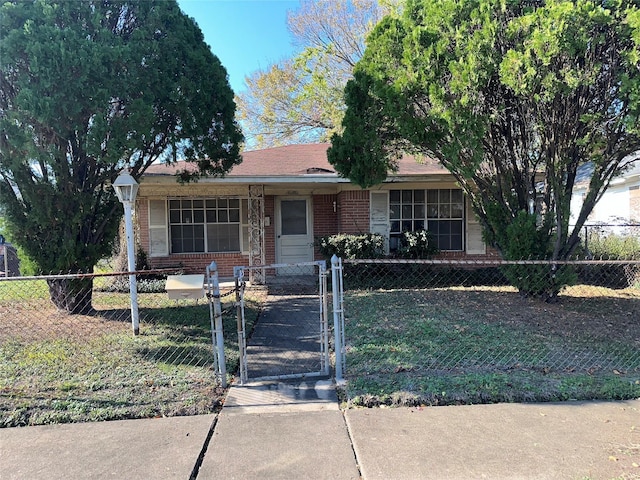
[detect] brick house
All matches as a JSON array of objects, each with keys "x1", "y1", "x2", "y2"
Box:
[{"x1": 137, "y1": 143, "x2": 497, "y2": 277}]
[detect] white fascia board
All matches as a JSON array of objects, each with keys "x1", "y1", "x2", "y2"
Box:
[
  {"x1": 214, "y1": 175, "x2": 351, "y2": 184},
  {"x1": 142, "y1": 175, "x2": 349, "y2": 184},
  {"x1": 383, "y1": 175, "x2": 456, "y2": 183},
  {"x1": 141, "y1": 173, "x2": 452, "y2": 185}
]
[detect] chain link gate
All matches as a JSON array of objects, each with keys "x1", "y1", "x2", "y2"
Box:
[
  {"x1": 233, "y1": 261, "x2": 330, "y2": 384},
  {"x1": 205, "y1": 261, "x2": 228, "y2": 387}
]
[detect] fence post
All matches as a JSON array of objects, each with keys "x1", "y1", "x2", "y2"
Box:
[
  {"x1": 1, "y1": 244, "x2": 7, "y2": 278},
  {"x1": 331, "y1": 255, "x2": 345, "y2": 381},
  {"x1": 0, "y1": 243, "x2": 9, "y2": 277},
  {"x1": 319, "y1": 260, "x2": 330, "y2": 376},
  {"x1": 584, "y1": 225, "x2": 589, "y2": 255},
  {"x1": 234, "y1": 266, "x2": 248, "y2": 384},
  {"x1": 206, "y1": 261, "x2": 227, "y2": 388}
]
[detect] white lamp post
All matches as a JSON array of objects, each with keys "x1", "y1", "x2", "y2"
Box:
[{"x1": 113, "y1": 170, "x2": 140, "y2": 335}]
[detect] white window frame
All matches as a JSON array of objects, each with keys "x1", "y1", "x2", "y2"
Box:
[
  {"x1": 166, "y1": 197, "x2": 249, "y2": 254},
  {"x1": 388, "y1": 188, "x2": 465, "y2": 252},
  {"x1": 425, "y1": 189, "x2": 465, "y2": 252}
]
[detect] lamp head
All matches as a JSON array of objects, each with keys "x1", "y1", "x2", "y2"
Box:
[{"x1": 113, "y1": 170, "x2": 139, "y2": 204}]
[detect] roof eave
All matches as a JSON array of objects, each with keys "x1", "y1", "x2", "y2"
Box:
[
  {"x1": 141, "y1": 174, "x2": 351, "y2": 184},
  {"x1": 140, "y1": 173, "x2": 453, "y2": 185}
]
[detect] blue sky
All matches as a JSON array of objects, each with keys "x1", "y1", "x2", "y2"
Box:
[{"x1": 177, "y1": 0, "x2": 301, "y2": 94}]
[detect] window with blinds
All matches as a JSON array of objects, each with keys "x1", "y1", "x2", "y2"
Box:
[{"x1": 148, "y1": 198, "x2": 249, "y2": 255}]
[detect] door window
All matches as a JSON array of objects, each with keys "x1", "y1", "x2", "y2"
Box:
[{"x1": 281, "y1": 200, "x2": 307, "y2": 235}]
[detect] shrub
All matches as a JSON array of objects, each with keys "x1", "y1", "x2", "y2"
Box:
[
  {"x1": 316, "y1": 233, "x2": 385, "y2": 260},
  {"x1": 499, "y1": 211, "x2": 576, "y2": 299},
  {"x1": 578, "y1": 226, "x2": 640, "y2": 288},
  {"x1": 584, "y1": 228, "x2": 640, "y2": 260},
  {"x1": 136, "y1": 245, "x2": 151, "y2": 270},
  {"x1": 395, "y1": 230, "x2": 438, "y2": 259},
  {"x1": 95, "y1": 276, "x2": 167, "y2": 293}
]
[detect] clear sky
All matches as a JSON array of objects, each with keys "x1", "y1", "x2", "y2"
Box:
[{"x1": 177, "y1": 0, "x2": 301, "y2": 94}]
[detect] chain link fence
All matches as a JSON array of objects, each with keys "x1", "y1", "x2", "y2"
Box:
[
  {"x1": 0, "y1": 270, "x2": 265, "y2": 427},
  {"x1": 580, "y1": 223, "x2": 640, "y2": 260},
  {"x1": 4, "y1": 258, "x2": 640, "y2": 423},
  {"x1": 339, "y1": 259, "x2": 640, "y2": 407}
]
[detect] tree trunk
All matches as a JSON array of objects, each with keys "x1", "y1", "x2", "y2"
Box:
[
  {"x1": 112, "y1": 218, "x2": 129, "y2": 273},
  {"x1": 47, "y1": 277, "x2": 94, "y2": 315}
]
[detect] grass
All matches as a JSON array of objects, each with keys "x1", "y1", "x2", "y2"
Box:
[
  {"x1": 0, "y1": 279, "x2": 49, "y2": 301},
  {"x1": 342, "y1": 285, "x2": 640, "y2": 408},
  {"x1": 0, "y1": 286, "x2": 265, "y2": 427}
]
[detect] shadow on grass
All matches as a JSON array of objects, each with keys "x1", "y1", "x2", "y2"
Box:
[{"x1": 135, "y1": 344, "x2": 214, "y2": 367}]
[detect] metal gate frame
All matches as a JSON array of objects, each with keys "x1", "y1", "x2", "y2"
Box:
[
  {"x1": 331, "y1": 255, "x2": 346, "y2": 381},
  {"x1": 233, "y1": 261, "x2": 330, "y2": 384},
  {"x1": 206, "y1": 261, "x2": 227, "y2": 387}
]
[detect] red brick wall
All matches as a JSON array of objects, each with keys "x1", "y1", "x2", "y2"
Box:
[
  {"x1": 313, "y1": 194, "x2": 339, "y2": 260},
  {"x1": 313, "y1": 194, "x2": 339, "y2": 237},
  {"x1": 138, "y1": 198, "x2": 250, "y2": 277},
  {"x1": 138, "y1": 190, "x2": 501, "y2": 275},
  {"x1": 148, "y1": 252, "x2": 248, "y2": 278},
  {"x1": 264, "y1": 196, "x2": 276, "y2": 265},
  {"x1": 337, "y1": 190, "x2": 369, "y2": 234},
  {"x1": 139, "y1": 195, "x2": 274, "y2": 275}
]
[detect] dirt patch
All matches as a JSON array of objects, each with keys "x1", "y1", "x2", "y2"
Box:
[
  {"x1": 433, "y1": 285, "x2": 640, "y2": 344},
  {"x1": 0, "y1": 302, "x2": 130, "y2": 343}
]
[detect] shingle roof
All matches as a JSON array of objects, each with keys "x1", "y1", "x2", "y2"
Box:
[
  {"x1": 574, "y1": 154, "x2": 640, "y2": 188},
  {"x1": 143, "y1": 143, "x2": 447, "y2": 178}
]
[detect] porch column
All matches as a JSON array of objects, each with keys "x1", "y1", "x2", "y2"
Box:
[{"x1": 248, "y1": 185, "x2": 265, "y2": 284}]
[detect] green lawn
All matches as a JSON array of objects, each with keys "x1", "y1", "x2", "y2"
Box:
[
  {"x1": 0, "y1": 287, "x2": 264, "y2": 427},
  {"x1": 342, "y1": 286, "x2": 640, "y2": 407}
]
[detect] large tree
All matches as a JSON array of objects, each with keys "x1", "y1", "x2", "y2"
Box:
[
  {"x1": 329, "y1": 0, "x2": 640, "y2": 297},
  {"x1": 236, "y1": 0, "x2": 392, "y2": 149},
  {"x1": 0, "y1": 0, "x2": 243, "y2": 313}
]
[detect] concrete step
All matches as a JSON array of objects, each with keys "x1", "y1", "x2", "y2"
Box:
[{"x1": 223, "y1": 378, "x2": 339, "y2": 414}]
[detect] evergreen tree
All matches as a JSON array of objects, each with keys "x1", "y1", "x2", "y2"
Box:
[
  {"x1": 329, "y1": 0, "x2": 640, "y2": 299},
  {"x1": 0, "y1": 0, "x2": 243, "y2": 312}
]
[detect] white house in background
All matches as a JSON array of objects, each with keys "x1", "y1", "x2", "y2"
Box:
[{"x1": 571, "y1": 156, "x2": 640, "y2": 226}]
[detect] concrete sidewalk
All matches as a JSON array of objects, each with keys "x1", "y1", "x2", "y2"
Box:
[
  {"x1": 1, "y1": 413, "x2": 216, "y2": 480},
  {"x1": 2, "y1": 394, "x2": 639, "y2": 479},
  {"x1": 199, "y1": 380, "x2": 640, "y2": 480},
  {"x1": 346, "y1": 399, "x2": 640, "y2": 480}
]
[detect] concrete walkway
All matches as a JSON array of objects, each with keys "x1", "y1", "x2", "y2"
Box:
[
  {"x1": 1, "y1": 413, "x2": 216, "y2": 479},
  {"x1": 2, "y1": 291, "x2": 639, "y2": 479},
  {"x1": 244, "y1": 294, "x2": 325, "y2": 380},
  {"x1": 3, "y1": 391, "x2": 639, "y2": 479}
]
